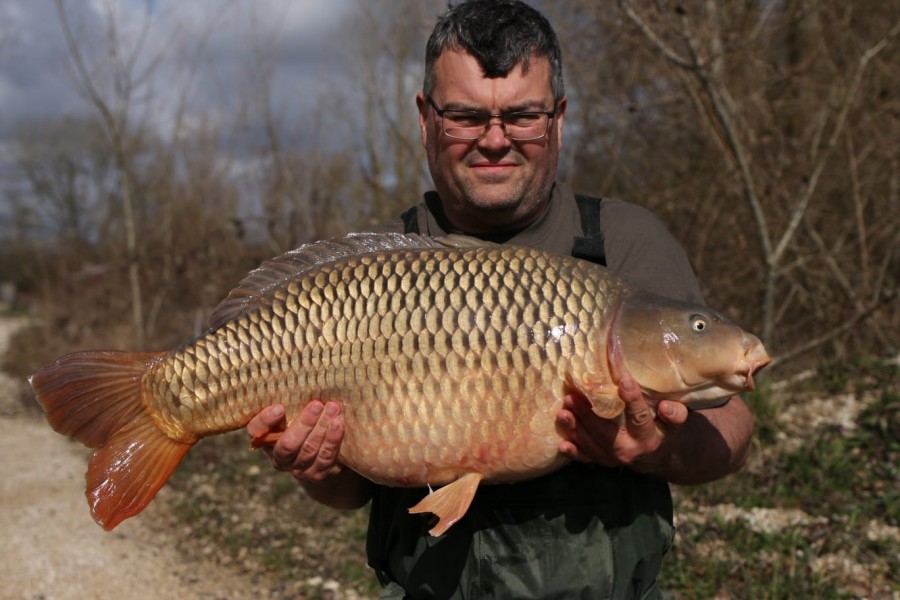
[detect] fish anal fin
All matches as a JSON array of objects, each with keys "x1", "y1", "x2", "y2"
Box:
[
  {"x1": 408, "y1": 472, "x2": 483, "y2": 536},
  {"x1": 249, "y1": 430, "x2": 283, "y2": 449},
  {"x1": 564, "y1": 372, "x2": 624, "y2": 419}
]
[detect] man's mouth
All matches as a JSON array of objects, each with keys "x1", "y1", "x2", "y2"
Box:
[{"x1": 468, "y1": 161, "x2": 518, "y2": 181}]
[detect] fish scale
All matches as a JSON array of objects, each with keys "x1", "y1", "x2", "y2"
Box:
[
  {"x1": 30, "y1": 232, "x2": 770, "y2": 533},
  {"x1": 147, "y1": 244, "x2": 606, "y2": 487}
]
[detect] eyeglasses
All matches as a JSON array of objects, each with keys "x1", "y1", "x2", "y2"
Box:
[{"x1": 426, "y1": 95, "x2": 556, "y2": 141}]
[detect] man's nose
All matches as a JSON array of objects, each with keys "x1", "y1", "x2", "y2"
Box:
[{"x1": 476, "y1": 117, "x2": 512, "y2": 149}]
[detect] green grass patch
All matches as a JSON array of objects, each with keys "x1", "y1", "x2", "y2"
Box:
[
  {"x1": 664, "y1": 520, "x2": 840, "y2": 599},
  {"x1": 158, "y1": 431, "x2": 380, "y2": 598},
  {"x1": 662, "y1": 359, "x2": 899, "y2": 599}
]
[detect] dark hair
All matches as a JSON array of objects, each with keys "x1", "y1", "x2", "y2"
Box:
[{"x1": 423, "y1": 0, "x2": 564, "y2": 102}]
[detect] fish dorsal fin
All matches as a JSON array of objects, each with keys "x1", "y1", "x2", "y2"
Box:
[{"x1": 207, "y1": 232, "x2": 486, "y2": 330}]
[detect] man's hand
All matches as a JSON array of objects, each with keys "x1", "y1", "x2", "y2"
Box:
[
  {"x1": 247, "y1": 400, "x2": 344, "y2": 482},
  {"x1": 556, "y1": 375, "x2": 689, "y2": 473},
  {"x1": 247, "y1": 401, "x2": 375, "y2": 510}
]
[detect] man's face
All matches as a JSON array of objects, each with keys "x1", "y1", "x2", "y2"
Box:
[{"x1": 417, "y1": 50, "x2": 566, "y2": 233}]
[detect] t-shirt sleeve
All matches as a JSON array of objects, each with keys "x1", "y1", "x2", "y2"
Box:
[{"x1": 600, "y1": 199, "x2": 705, "y2": 304}]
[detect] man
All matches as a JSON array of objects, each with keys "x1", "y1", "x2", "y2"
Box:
[{"x1": 247, "y1": 1, "x2": 754, "y2": 597}]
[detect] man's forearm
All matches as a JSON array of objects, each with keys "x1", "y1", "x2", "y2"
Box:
[
  {"x1": 299, "y1": 468, "x2": 375, "y2": 510},
  {"x1": 644, "y1": 396, "x2": 755, "y2": 485}
]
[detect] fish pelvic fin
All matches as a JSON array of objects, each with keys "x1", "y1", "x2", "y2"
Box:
[
  {"x1": 249, "y1": 430, "x2": 283, "y2": 449},
  {"x1": 408, "y1": 472, "x2": 483, "y2": 536},
  {"x1": 29, "y1": 350, "x2": 193, "y2": 531}
]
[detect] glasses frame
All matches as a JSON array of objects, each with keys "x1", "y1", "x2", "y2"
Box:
[{"x1": 426, "y1": 95, "x2": 557, "y2": 142}]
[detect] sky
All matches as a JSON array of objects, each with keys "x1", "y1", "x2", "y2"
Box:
[{"x1": 0, "y1": 0, "x2": 358, "y2": 160}]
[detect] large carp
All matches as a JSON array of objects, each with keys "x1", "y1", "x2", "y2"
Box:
[{"x1": 30, "y1": 233, "x2": 770, "y2": 535}]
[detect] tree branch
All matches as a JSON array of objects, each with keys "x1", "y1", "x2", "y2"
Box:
[{"x1": 771, "y1": 294, "x2": 892, "y2": 368}]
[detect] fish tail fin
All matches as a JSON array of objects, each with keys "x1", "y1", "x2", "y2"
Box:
[{"x1": 29, "y1": 350, "x2": 194, "y2": 530}]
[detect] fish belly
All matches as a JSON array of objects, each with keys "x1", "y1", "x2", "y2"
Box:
[{"x1": 144, "y1": 245, "x2": 617, "y2": 486}]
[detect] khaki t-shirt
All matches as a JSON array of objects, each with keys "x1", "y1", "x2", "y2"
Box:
[{"x1": 377, "y1": 181, "x2": 704, "y2": 304}]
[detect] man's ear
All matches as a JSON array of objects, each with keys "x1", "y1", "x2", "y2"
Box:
[
  {"x1": 416, "y1": 92, "x2": 429, "y2": 148},
  {"x1": 554, "y1": 96, "x2": 567, "y2": 149}
]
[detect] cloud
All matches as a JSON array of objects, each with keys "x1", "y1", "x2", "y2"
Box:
[
  {"x1": 0, "y1": 0, "x2": 355, "y2": 142},
  {"x1": 0, "y1": 1, "x2": 80, "y2": 135}
]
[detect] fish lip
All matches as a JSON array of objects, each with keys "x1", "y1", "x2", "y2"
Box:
[
  {"x1": 743, "y1": 342, "x2": 773, "y2": 391},
  {"x1": 747, "y1": 342, "x2": 772, "y2": 390},
  {"x1": 743, "y1": 360, "x2": 770, "y2": 391},
  {"x1": 744, "y1": 370, "x2": 757, "y2": 391}
]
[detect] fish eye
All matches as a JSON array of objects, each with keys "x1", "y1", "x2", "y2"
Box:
[{"x1": 690, "y1": 315, "x2": 709, "y2": 333}]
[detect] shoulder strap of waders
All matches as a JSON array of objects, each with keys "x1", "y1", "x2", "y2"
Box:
[
  {"x1": 401, "y1": 206, "x2": 420, "y2": 234},
  {"x1": 573, "y1": 193, "x2": 607, "y2": 266}
]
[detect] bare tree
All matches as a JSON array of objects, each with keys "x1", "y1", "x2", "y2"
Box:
[
  {"x1": 53, "y1": 0, "x2": 163, "y2": 347},
  {"x1": 336, "y1": 0, "x2": 441, "y2": 224},
  {"x1": 11, "y1": 119, "x2": 113, "y2": 251},
  {"x1": 552, "y1": 0, "x2": 899, "y2": 368}
]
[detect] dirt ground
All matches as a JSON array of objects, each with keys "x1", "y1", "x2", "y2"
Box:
[{"x1": 0, "y1": 318, "x2": 258, "y2": 600}]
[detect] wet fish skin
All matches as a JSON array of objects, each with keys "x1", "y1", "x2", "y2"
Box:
[
  {"x1": 30, "y1": 233, "x2": 770, "y2": 535},
  {"x1": 147, "y1": 238, "x2": 623, "y2": 487}
]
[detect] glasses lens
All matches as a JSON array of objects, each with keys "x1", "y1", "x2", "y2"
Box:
[
  {"x1": 442, "y1": 111, "x2": 550, "y2": 140},
  {"x1": 442, "y1": 111, "x2": 488, "y2": 139},
  {"x1": 504, "y1": 113, "x2": 549, "y2": 140}
]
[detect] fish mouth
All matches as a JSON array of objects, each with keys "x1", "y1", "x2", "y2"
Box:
[
  {"x1": 740, "y1": 340, "x2": 773, "y2": 391},
  {"x1": 693, "y1": 341, "x2": 772, "y2": 401}
]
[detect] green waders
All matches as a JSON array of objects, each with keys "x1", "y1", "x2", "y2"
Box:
[{"x1": 367, "y1": 464, "x2": 676, "y2": 599}]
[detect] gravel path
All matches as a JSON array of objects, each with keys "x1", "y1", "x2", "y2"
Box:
[{"x1": 0, "y1": 318, "x2": 257, "y2": 600}]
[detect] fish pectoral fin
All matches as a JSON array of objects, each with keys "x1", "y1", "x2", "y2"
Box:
[
  {"x1": 589, "y1": 395, "x2": 626, "y2": 419},
  {"x1": 564, "y1": 372, "x2": 624, "y2": 419},
  {"x1": 408, "y1": 472, "x2": 483, "y2": 537}
]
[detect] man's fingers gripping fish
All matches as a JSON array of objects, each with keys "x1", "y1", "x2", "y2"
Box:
[{"x1": 29, "y1": 233, "x2": 771, "y2": 535}]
